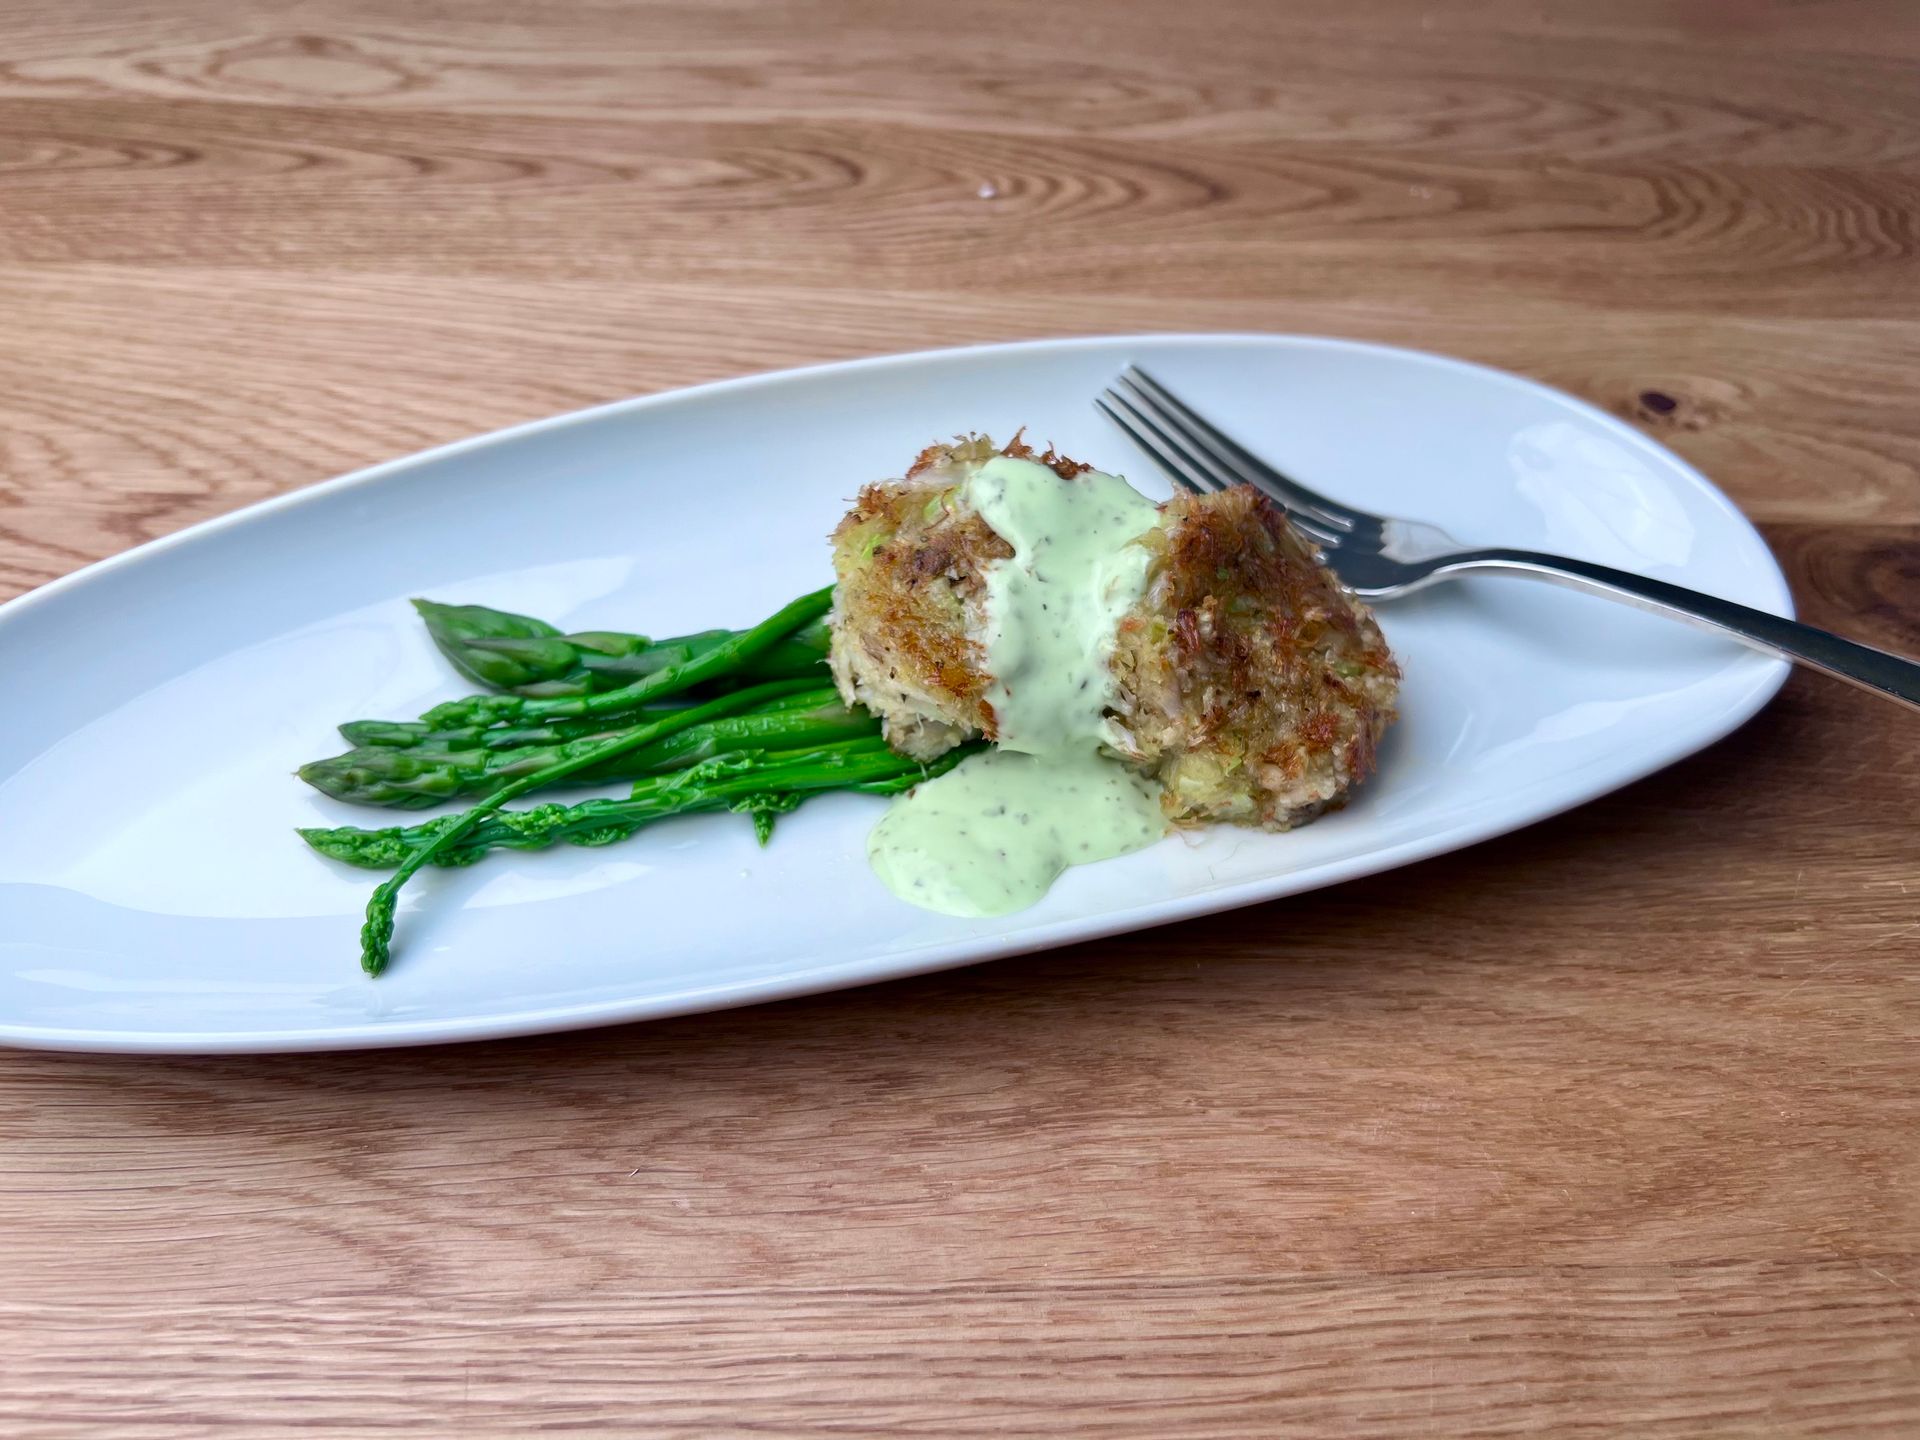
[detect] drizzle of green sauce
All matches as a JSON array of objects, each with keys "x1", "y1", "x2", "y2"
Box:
[{"x1": 867, "y1": 456, "x2": 1168, "y2": 917}]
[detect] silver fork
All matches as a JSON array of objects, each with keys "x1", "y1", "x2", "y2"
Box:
[{"x1": 1097, "y1": 365, "x2": 1920, "y2": 713}]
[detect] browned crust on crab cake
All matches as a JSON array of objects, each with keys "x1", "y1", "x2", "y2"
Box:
[{"x1": 1107, "y1": 486, "x2": 1399, "y2": 829}]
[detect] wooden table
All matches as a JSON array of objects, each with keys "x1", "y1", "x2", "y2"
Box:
[{"x1": 3, "y1": 2, "x2": 1916, "y2": 1433}]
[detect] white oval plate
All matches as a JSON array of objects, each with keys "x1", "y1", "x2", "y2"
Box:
[{"x1": 0, "y1": 336, "x2": 1789, "y2": 1053}]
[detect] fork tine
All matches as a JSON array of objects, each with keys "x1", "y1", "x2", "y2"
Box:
[
  {"x1": 1121, "y1": 365, "x2": 1381, "y2": 536},
  {"x1": 1094, "y1": 395, "x2": 1216, "y2": 497},
  {"x1": 1099, "y1": 388, "x2": 1348, "y2": 547}
]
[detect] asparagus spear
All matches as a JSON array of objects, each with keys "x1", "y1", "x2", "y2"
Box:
[
  {"x1": 408, "y1": 601, "x2": 595, "y2": 695},
  {"x1": 301, "y1": 740, "x2": 976, "y2": 870},
  {"x1": 338, "y1": 685, "x2": 829, "y2": 753},
  {"x1": 569, "y1": 618, "x2": 831, "y2": 691},
  {"x1": 414, "y1": 599, "x2": 831, "y2": 699},
  {"x1": 335, "y1": 715, "x2": 624, "y2": 752},
  {"x1": 301, "y1": 690, "x2": 874, "y2": 808},
  {"x1": 418, "y1": 586, "x2": 835, "y2": 731}
]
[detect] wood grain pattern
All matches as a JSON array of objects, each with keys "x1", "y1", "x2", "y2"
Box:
[
  {"x1": 1, "y1": 1, "x2": 1917, "y2": 1434},
  {"x1": 7, "y1": 1261, "x2": 1919, "y2": 1437}
]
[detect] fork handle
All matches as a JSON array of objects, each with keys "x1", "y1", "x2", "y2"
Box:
[{"x1": 1435, "y1": 548, "x2": 1920, "y2": 713}]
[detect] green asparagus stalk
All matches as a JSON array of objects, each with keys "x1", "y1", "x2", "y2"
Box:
[
  {"x1": 570, "y1": 618, "x2": 832, "y2": 692},
  {"x1": 339, "y1": 684, "x2": 830, "y2": 753},
  {"x1": 418, "y1": 586, "x2": 835, "y2": 731},
  {"x1": 414, "y1": 599, "x2": 831, "y2": 699},
  {"x1": 301, "y1": 690, "x2": 874, "y2": 808},
  {"x1": 338, "y1": 711, "x2": 659, "y2": 753},
  {"x1": 408, "y1": 601, "x2": 599, "y2": 695},
  {"x1": 301, "y1": 740, "x2": 976, "y2": 871}
]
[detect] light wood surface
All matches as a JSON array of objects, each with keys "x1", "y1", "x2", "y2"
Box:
[{"x1": 3, "y1": 2, "x2": 1917, "y2": 1434}]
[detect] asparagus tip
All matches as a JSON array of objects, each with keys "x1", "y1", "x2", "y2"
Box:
[{"x1": 360, "y1": 889, "x2": 397, "y2": 976}]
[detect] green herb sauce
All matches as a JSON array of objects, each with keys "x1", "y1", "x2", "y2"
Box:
[{"x1": 867, "y1": 456, "x2": 1168, "y2": 916}]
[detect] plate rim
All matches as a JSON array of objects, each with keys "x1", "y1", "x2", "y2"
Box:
[{"x1": 0, "y1": 332, "x2": 1793, "y2": 1053}]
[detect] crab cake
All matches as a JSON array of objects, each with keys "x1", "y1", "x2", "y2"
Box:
[
  {"x1": 1106, "y1": 485, "x2": 1398, "y2": 828},
  {"x1": 829, "y1": 436, "x2": 1398, "y2": 826}
]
